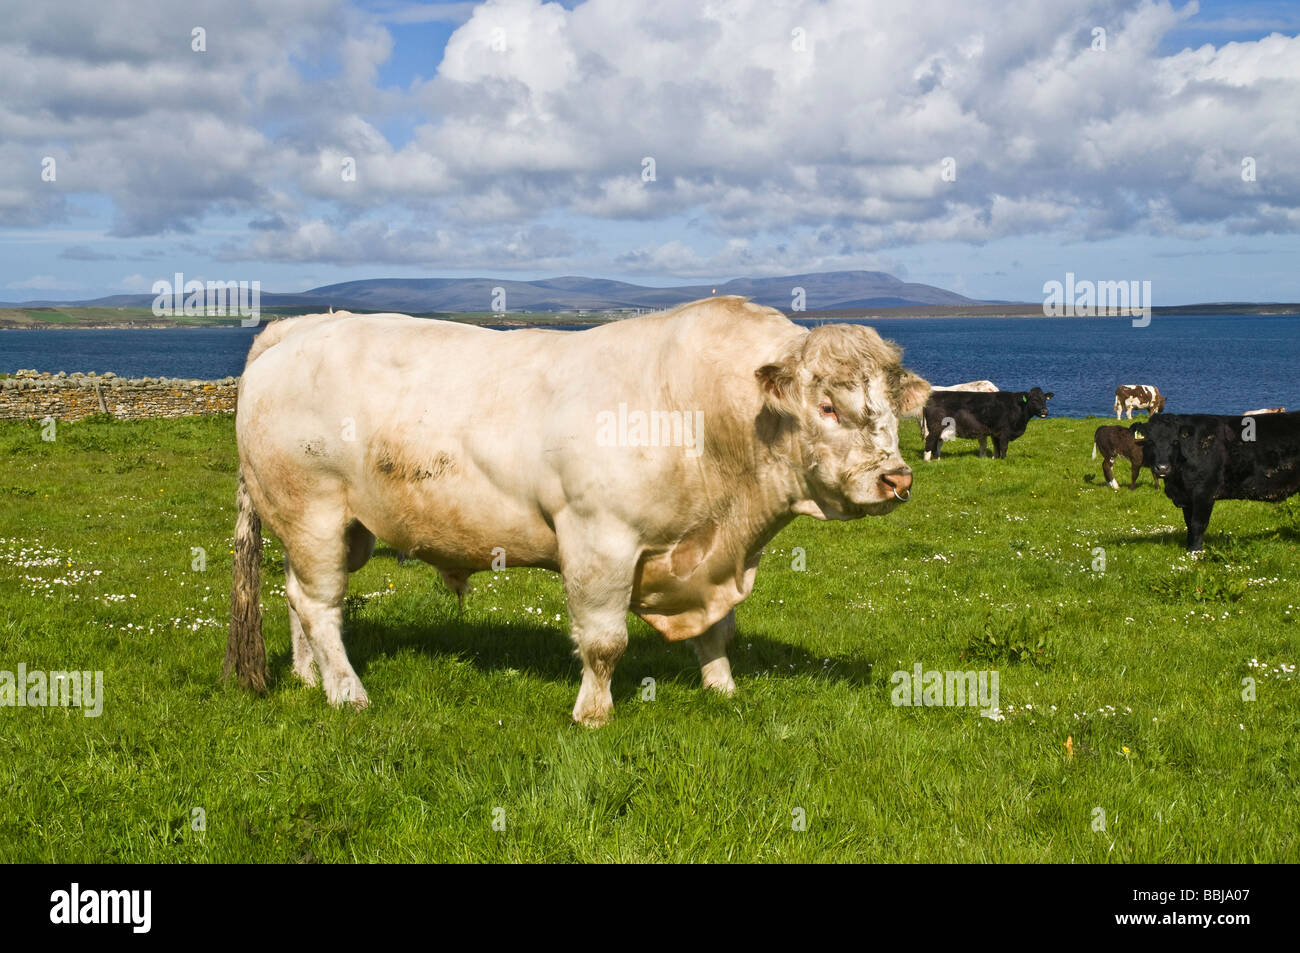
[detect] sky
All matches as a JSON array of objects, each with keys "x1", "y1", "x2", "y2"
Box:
[{"x1": 0, "y1": 0, "x2": 1298, "y2": 305}]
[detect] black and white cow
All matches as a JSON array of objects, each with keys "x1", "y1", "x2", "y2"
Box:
[
  {"x1": 1133, "y1": 412, "x2": 1300, "y2": 551},
  {"x1": 910, "y1": 380, "x2": 999, "y2": 439},
  {"x1": 922, "y1": 387, "x2": 1053, "y2": 460},
  {"x1": 1114, "y1": 384, "x2": 1165, "y2": 419}
]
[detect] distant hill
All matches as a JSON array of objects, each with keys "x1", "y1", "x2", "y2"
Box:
[{"x1": 0, "y1": 270, "x2": 997, "y2": 313}]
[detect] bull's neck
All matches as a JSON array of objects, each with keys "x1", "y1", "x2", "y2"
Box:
[{"x1": 750, "y1": 419, "x2": 820, "y2": 527}]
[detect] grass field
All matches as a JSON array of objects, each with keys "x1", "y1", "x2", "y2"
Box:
[{"x1": 1, "y1": 413, "x2": 1297, "y2": 862}]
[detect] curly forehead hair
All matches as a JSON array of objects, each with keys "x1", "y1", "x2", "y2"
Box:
[{"x1": 800, "y1": 323, "x2": 903, "y2": 384}]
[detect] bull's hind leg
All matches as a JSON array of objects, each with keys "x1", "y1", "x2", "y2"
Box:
[
  {"x1": 286, "y1": 522, "x2": 373, "y2": 688},
  {"x1": 692, "y1": 610, "x2": 737, "y2": 695},
  {"x1": 283, "y1": 514, "x2": 370, "y2": 709},
  {"x1": 285, "y1": 559, "x2": 318, "y2": 687}
]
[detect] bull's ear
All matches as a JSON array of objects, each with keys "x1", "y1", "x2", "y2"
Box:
[
  {"x1": 756, "y1": 358, "x2": 801, "y2": 418},
  {"x1": 897, "y1": 371, "x2": 931, "y2": 417}
]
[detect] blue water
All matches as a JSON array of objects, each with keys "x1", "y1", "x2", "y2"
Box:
[{"x1": 1, "y1": 315, "x2": 1296, "y2": 418}]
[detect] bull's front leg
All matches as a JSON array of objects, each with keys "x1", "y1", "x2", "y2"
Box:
[
  {"x1": 557, "y1": 518, "x2": 637, "y2": 727},
  {"x1": 565, "y1": 590, "x2": 629, "y2": 727},
  {"x1": 691, "y1": 609, "x2": 737, "y2": 695},
  {"x1": 1183, "y1": 498, "x2": 1215, "y2": 552}
]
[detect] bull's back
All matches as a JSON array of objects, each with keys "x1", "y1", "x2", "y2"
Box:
[
  {"x1": 237, "y1": 316, "x2": 569, "y2": 565},
  {"x1": 236, "y1": 303, "x2": 801, "y2": 567},
  {"x1": 1224, "y1": 413, "x2": 1300, "y2": 502}
]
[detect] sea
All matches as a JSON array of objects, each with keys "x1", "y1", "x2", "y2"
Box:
[{"x1": 1, "y1": 313, "x2": 1296, "y2": 419}]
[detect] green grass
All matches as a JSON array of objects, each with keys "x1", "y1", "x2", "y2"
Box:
[{"x1": 1, "y1": 414, "x2": 1297, "y2": 862}]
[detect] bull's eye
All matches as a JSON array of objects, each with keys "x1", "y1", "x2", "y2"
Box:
[{"x1": 819, "y1": 401, "x2": 838, "y2": 422}]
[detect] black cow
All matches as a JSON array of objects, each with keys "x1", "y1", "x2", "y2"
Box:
[
  {"x1": 1134, "y1": 412, "x2": 1300, "y2": 551},
  {"x1": 1092, "y1": 424, "x2": 1160, "y2": 490},
  {"x1": 922, "y1": 387, "x2": 1053, "y2": 460}
]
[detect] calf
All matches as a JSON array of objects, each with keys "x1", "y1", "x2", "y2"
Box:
[
  {"x1": 1114, "y1": 384, "x2": 1165, "y2": 419},
  {"x1": 922, "y1": 387, "x2": 1052, "y2": 460},
  {"x1": 1092, "y1": 424, "x2": 1159, "y2": 490},
  {"x1": 1133, "y1": 412, "x2": 1300, "y2": 551}
]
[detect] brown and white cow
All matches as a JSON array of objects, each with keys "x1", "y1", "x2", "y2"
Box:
[
  {"x1": 1114, "y1": 384, "x2": 1165, "y2": 419},
  {"x1": 226, "y1": 297, "x2": 930, "y2": 726}
]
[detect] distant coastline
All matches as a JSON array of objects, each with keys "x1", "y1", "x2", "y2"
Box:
[{"x1": 2, "y1": 301, "x2": 1297, "y2": 330}]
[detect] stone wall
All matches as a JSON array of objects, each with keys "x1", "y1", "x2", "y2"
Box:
[{"x1": 0, "y1": 369, "x2": 237, "y2": 421}]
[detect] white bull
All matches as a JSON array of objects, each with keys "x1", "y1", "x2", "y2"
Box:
[{"x1": 225, "y1": 296, "x2": 930, "y2": 725}]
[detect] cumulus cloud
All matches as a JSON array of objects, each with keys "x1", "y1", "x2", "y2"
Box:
[
  {"x1": 1, "y1": 0, "x2": 1297, "y2": 272},
  {"x1": 221, "y1": 217, "x2": 588, "y2": 268}
]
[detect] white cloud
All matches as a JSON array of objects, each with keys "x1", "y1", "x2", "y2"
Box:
[
  {"x1": 114, "y1": 273, "x2": 151, "y2": 291},
  {"x1": 6, "y1": 275, "x2": 83, "y2": 291},
  {"x1": 0, "y1": 0, "x2": 1298, "y2": 270}
]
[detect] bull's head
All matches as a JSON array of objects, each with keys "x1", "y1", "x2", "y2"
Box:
[
  {"x1": 1133, "y1": 414, "x2": 1216, "y2": 480},
  {"x1": 757, "y1": 324, "x2": 930, "y2": 519}
]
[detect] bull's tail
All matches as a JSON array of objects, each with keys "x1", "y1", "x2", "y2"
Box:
[{"x1": 223, "y1": 468, "x2": 268, "y2": 692}]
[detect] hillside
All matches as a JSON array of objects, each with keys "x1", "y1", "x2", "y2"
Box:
[{"x1": 0, "y1": 270, "x2": 991, "y2": 314}]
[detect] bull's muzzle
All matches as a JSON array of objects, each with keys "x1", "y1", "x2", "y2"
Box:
[{"x1": 880, "y1": 467, "x2": 913, "y2": 502}]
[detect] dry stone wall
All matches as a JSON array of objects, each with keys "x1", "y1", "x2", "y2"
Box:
[{"x1": 0, "y1": 369, "x2": 237, "y2": 421}]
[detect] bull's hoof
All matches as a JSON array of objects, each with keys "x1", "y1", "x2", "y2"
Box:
[
  {"x1": 702, "y1": 675, "x2": 737, "y2": 696},
  {"x1": 327, "y1": 676, "x2": 370, "y2": 710},
  {"x1": 573, "y1": 708, "x2": 612, "y2": 728},
  {"x1": 293, "y1": 660, "x2": 319, "y2": 687}
]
